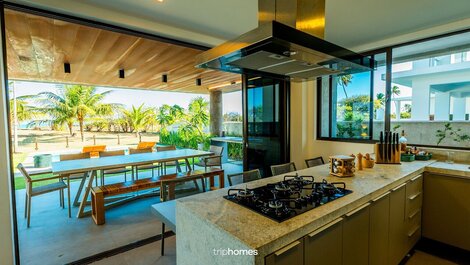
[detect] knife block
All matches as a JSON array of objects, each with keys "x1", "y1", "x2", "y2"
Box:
[{"x1": 374, "y1": 143, "x2": 401, "y2": 164}]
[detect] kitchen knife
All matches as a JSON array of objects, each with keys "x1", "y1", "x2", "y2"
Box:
[
  {"x1": 388, "y1": 131, "x2": 392, "y2": 162},
  {"x1": 384, "y1": 131, "x2": 388, "y2": 162},
  {"x1": 393, "y1": 133, "x2": 397, "y2": 162},
  {"x1": 379, "y1": 131, "x2": 384, "y2": 161}
]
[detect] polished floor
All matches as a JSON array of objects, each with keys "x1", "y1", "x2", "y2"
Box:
[
  {"x1": 16, "y1": 162, "x2": 242, "y2": 265},
  {"x1": 91, "y1": 243, "x2": 457, "y2": 265},
  {"x1": 406, "y1": 250, "x2": 459, "y2": 265}
]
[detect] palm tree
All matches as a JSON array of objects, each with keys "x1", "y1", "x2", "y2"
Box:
[
  {"x1": 37, "y1": 85, "x2": 120, "y2": 141},
  {"x1": 391, "y1": 85, "x2": 401, "y2": 118},
  {"x1": 9, "y1": 96, "x2": 38, "y2": 122},
  {"x1": 181, "y1": 97, "x2": 209, "y2": 140},
  {"x1": 35, "y1": 89, "x2": 76, "y2": 134},
  {"x1": 338, "y1": 74, "x2": 353, "y2": 98},
  {"x1": 122, "y1": 104, "x2": 155, "y2": 137},
  {"x1": 156, "y1": 104, "x2": 182, "y2": 134}
]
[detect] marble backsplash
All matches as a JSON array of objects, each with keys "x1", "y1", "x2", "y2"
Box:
[{"x1": 418, "y1": 147, "x2": 469, "y2": 164}]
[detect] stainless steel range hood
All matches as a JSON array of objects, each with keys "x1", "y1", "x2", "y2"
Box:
[{"x1": 195, "y1": 0, "x2": 375, "y2": 81}]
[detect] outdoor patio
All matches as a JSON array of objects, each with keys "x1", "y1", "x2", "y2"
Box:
[{"x1": 15, "y1": 162, "x2": 242, "y2": 265}]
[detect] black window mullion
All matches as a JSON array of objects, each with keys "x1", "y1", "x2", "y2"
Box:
[
  {"x1": 384, "y1": 48, "x2": 392, "y2": 132},
  {"x1": 369, "y1": 55, "x2": 374, "y2": 140},
  {"x1": 328, "y1": 76, "x2": 333, "y2": 138}
]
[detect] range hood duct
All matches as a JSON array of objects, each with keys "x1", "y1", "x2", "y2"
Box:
[{"x1": 195, "y1": 0, "x2": 375, "y2": 80}]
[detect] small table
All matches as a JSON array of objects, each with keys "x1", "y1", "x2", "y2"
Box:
[
  {"x1": 151, "y1": 200, "x2": 176, "y2": 232},
  {"x1": 151, "y1": 200, "x2": 176, "y2": 256}
]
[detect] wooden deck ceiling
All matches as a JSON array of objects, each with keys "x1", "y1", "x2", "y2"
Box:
[{"x1": 4, "y1": 9, "x2": 241, "y2": 93}]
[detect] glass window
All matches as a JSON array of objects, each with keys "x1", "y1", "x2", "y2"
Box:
[
  {"x1": 318, "y1": 53, "x2": 385, "y2": 140},
  {"x1": 391, "y1": 32, "x2": 470, "y2": 148}
]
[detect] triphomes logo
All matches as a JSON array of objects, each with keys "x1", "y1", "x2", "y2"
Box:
[{"x1": 213, "y1": 248, "x2": 258, "y2": 256}]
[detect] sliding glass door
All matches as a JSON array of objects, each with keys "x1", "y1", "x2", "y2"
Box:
[{"x1": 243, "y1": 74, "x2": 290, "y2": 177}]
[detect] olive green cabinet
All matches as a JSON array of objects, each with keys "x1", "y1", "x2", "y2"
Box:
[
  {"x1": 304, "y1": 217, "x2": 343, "y2": 265},
  {"x1": 422, "y1": 173, "x2": 470, "y2": 251},
  {"x1": 265, "y1": 239, "x2": 304, "y2": 265},
  {"x1": 266, "y1": 175, "x2": 424, "y2": 265},
  {"x1": 389, "y1": 182, "x2": 408, "y2": 265},
  {"x1": 369, "y1": 192, "x2": 391, "y2": 265},
  {"x1": 342, "y1": 203, "x2": 370, "y2": 265}
]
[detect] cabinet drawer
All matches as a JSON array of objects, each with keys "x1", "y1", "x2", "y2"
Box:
[
  {"x1": 407, "y1": 208, "x2": 421, "y2": 231},
  {"x1": 405, "y1": 190, "x2": 422, "y2": 216},
  {"x1": 265, "y1": 239, "x2": 304, "y2": 265},
  {"x1": 406, "y1": 174, "x2": 423, "y2": 198},
  {"x1": 407, "y1": 224, "x2": 421, "y2": 251}
]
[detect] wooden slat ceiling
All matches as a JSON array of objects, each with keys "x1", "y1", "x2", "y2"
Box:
[{"x1": 4, "y1": 9, "x2": 241, "y2": 93}]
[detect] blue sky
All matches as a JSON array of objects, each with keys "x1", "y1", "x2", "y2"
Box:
[
  {"x1": 336, "y1": 72, "x2": 372, "y2": 99},
  {"x1": 12, "y1": 81, "x2": 242, "y2": 114}
]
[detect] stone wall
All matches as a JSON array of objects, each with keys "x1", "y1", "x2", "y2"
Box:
[
  {"x1": 223, "y1": 121, "x2": 242, "y2": 136},
  {"x1": 373, "y1": 121, "x2": 470, "y2": 148}
]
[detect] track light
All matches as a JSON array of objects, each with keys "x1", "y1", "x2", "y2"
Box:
[
  {"x1": 162, "y1": 74, "x2": 168, "y2": 83},
  {"x1": 64, "y1": 63, "x2": 71, "y2": 73},
  {"x1": 196, "y1": 78, "x2": 202, "y2": 86},
  {"x1": 119, "y1": 69, "x2": 125, "y2": 79}
]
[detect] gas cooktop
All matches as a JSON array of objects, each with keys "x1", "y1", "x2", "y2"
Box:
[{"x1": 224, "y1": 174, "x2": 353, "y2": 222}]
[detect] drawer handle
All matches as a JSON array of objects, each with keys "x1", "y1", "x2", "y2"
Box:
[
  {"x1": 308, "y1": 218, "x2": 343, "y2": 238},
  {"x1": 274, "y1": 241, "x2": 300, "y2": 256},
  {"x1": 392, "y1": 183, "x2": 406, "y2": 192},
  {"x1": 411, "y1": 175, "x2": 422, "y2": 182},
  {"x1": 372, "y1": 192, "x2": 391, "y2": 202},
  {"x1": 408, "y1": 192, "x2": 421, "y2": 201},
  {"x1": 409, "y1": 209, "x2": 421, "y2": 219},
  {"x1": 408, "y1": 226, "x2": 420, "y2": 237},
  {"x1": 345, "y1": 203, "x2": 371, "y2": 217}
]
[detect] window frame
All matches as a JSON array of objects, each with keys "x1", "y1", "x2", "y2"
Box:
[{"x1": 316, "y1": 29, "x2": 470, "y2": 151}]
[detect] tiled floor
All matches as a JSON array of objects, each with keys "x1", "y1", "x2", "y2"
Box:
[
  {"x1": 406, "y1": 250, "x2": 459, "y2": 265},
  {"x1": 16, "y1": 163, "x2": 242, "y2": 264},
  {"x1": 91, "y1": 237, "x2": 176, "y2": 265}
]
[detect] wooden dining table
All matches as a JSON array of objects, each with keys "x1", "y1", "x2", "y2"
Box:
[{"x1": 51, "y1": 148, "x2": 213, "y2": 218}]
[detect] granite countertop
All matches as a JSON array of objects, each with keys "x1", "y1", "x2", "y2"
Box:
[
  {"x1": 425, "y1": 161, "x2": 470, "y2": 178},
  {"x1": 176, "y1": 160, "x2": 443, "y2": 257}
]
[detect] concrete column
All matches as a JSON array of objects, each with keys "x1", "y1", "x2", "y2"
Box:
[
  {"x1": 395, "y1": 100, "x2": 401, "y2": 120},
  {"x1": 0, "y1": 15, "x2": 16, "y2": 264},
  {"x1": 210, "y1": 90, "x2": 223, "y2": 136},
  {"x1": 452, "y1": 97, "x2": 467, "y2": 121},
  {"x1": 434, "y1": 92, "x2": 450, "y2": 120},
  {"x1": 411, "y1": 81, "x2": 430, "y2": 120}
]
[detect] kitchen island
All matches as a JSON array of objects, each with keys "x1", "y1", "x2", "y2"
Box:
[{"x1": 175, "y1": 160, "x2": 469, "y2": 265}]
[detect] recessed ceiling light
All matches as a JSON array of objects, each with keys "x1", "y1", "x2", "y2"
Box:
[{"x1": 156, "y1": 0, "x2": 163, "y2": 2}]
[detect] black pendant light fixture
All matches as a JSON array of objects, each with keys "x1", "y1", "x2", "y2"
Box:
[
  {"x1": 196, "y1": 78, "x2": 202, "y2": 86},
  {"x1": 162, "y1": 74, "x2": 168, "y2": 83},
  {"x1": 119, "y1": 69, "x2": 125, "y2": 79},
  {"x1": 64, "y1": 63, "x2": 71, "y2": 73}
]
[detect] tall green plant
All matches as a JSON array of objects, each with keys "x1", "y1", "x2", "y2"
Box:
[
  {"x1": 37, "y1": 85, "x2": 121, "y2": 141},
  {"x1": 179, "y1": 97, "x2": 209, "y2": 143},
  {"x1": 122, "y1": 104, "x2": 155, "y2": 136}
]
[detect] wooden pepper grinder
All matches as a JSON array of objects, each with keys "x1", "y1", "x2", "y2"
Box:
[{"x1": 357, "y1": 153, "x2": 363, "y2": 170}]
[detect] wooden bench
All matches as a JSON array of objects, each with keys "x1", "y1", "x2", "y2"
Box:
[{"x1": 91, "y1": 168, "x2": 224, "y2": 225}]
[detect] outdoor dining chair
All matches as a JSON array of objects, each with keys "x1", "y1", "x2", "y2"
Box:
[
  {"x1": 59, "y1": 152, "x2": 91, "y2": 204},
  {"x1": 17, "y1": 163, "x2": 69, "y2": 228},
  {"x1": 305, "y1": 156, "x2": 325, "y2": 168},
  {"x1": 196, "y1": 145, "x2": 224, "y2": 171},
  {"x1": 99, "y1": 150, "x2": 132, "y2": 184},
  {"x1": 227, "y1": 169, "x2": 262, "y2": 186},
  {"x1": 270, "y1": 162, "x2": 297, "y2": 176},
  {"x1": 156, "y1": 145, "x2": 187, "y2": 174},
  {"x1": 129, "y1": 147, "x2": 161, "y2": 179}
]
